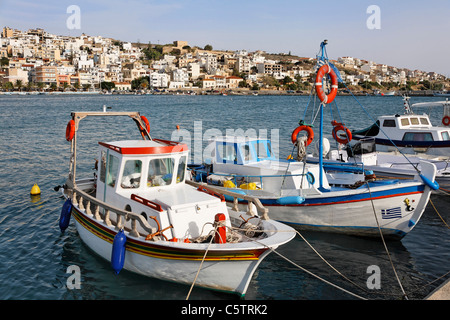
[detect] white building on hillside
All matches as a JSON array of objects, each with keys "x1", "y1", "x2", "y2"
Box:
[{"x1": 150, "y1": 72, "x2": 169, "y2": 88}]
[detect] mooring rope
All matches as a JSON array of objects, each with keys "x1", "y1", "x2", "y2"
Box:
[
  {"x1": 365, "y1": 181, "x2": 409, "y2": 300},
  {"x1": 230, "y1": 225, "x2": 368, "y2": 300},
  {"x1": 186, "y1": 227, "x2": 216, "y2": 300},
  {"x1": 429, "y1": 198, "x2": 450, "y2": 229}
]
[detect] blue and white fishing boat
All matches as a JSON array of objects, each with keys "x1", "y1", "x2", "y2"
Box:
[{"x1": 190, "y1": 41, "x2": 439, "y2": 239}]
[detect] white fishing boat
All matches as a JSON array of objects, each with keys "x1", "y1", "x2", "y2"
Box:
[
  {"x1": 352, "y1": 97, "x2": 450, "y2": 156},
  {"x1": 57, "y1": 111, "x2": 295, "y2": 297},
  {"x1": 189, "y1": 41, "x2": 439, "y2": 239}
]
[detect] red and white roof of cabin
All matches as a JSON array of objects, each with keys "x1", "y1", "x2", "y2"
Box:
[{"x1": 99, "y1": 139, "x2": 188, "y2": 156}]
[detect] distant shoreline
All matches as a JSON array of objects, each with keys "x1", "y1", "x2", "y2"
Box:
[{"x1": 0, "y1": 88, "x2": 441, "y2": 97}]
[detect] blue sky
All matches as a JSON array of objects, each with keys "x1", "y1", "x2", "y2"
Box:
[{"x1": 1, "y1": 0, "x2": 449, "y2": 76}]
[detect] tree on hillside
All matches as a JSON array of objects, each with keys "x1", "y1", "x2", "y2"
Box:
[
  {"x1": 101, "y1": 81, "x2": 115, "y2": 91},
  {"x1": 3, "y1": 81, "x2": 13, "y2": 91},
  {"x1": 15, "y1": 80, "x2": 23, "y2": 91},
  {"x1": 204, "y1": 44, "x2": 213, "y2": 51},
  {"x1": 0, "y1": 57, "x2": 9, "y2": 67}
]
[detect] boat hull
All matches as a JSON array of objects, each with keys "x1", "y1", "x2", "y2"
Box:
[
  {"x1": 69, "y1": 200, "x2": 292, "y2": 296},
  {"x1": 352, "y1": 135, "x2": 450, "y2": 157},
  {"x1": 228, "y1": 182, "x2": 431, "y2": 239}
]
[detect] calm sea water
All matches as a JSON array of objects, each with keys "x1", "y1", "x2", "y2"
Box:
[{"x1": 0, "y1": 93, "x2": 448, "y2": 301}]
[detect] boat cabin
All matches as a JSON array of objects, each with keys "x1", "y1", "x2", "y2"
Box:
[
  {"x1": 355, "y1": 114, "x2": 450, "y2": 143},
  {"x1": 212, "y1": 136, "x2": 277, "y2": 165},
  {"x1": 208, "y1": 136, "x2": 329, "y2": 195},
  {"x1": 95, "y1": 138, "x2": 231, "y2": 240}
]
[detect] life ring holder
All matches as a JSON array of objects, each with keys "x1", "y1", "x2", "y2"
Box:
[
  {"x1": 291, "y1": 125, "x2": 314, "y2": 146},
  {"x1": 306, "y1": 172, "x2": 315, "y2": 185},
  {"x1": 315, "y1": 64, "x2": 338, "y2": 104},
  {"x1": 442, "y1": 115, "x2": 450, "y2": 126},
  {"x1": 66, "y1": 119, "x2": 75, "y2": 141},
  {"x1": 331, "y1": 120, "x2": 352, "y2": 145}
]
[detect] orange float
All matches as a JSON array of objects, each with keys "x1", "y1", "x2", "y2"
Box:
[
  {"x1": 315, "y1": 65, "x2": 338, "y2": 104},
  {"x1": 65, "y1": 120, "x2": 75, "y2": 141},
  {"x1": 331, "y1": 120, "x2": 352, "y2": 144},
  {"x1": 291, "y1": 126, "x2": 314, "y2": 146}
]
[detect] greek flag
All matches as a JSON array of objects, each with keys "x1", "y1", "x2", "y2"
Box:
[{"x1": 381, "y1": 207, "x2": 402, "y2": 219}]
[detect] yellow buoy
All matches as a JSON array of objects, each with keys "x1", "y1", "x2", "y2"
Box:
[
  {"x1": 30, "y1": 183, "x2": 41, "y2": 195},
  {"x1": 223, "y1": 180, "x2": 236, "y2": 188},
  {"x1": 239, "y1": 182, "x2": 257, "y2": 190}
]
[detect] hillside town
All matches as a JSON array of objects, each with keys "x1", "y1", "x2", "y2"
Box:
[{"x1": 0, "y1": 26, "x2": 448, "y2": 94}]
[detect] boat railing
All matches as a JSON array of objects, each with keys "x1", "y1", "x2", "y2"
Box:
[
  {"x1": 388, "y1": 162, "x2": 420, "y2": 169},
  {"x1": 186, "y1": 180, "x2": 270, "y2": 220},
  {"x1": 191, "y1": 168, "x2": 311, "y2": 190},
  {"x1": 68, "y1": 185, "x2": 156, "y2": 237}
]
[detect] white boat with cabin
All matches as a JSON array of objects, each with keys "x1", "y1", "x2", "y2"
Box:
[
  {"x1": 352, "y1": 97, "x2": 450, "y2": 156},
  {"x1": 58, "y1": 111, "x2": 295, "y2": 297}
]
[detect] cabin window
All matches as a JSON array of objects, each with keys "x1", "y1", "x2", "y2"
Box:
[
  {"x1": 241, "y1": 144, "x2": 254, "y2": 162},
  {"x1": 121, "y1": 160, "x2": 142, "y2": 189},
  {"x1": 217, "y1": 143, "x2": 237, "y2": 163},
  {"x1": 442, "y1": 131, "x2": 450, "y2": 141},
  {"x1": 382, "y1": 120, "x2": 396, "y2": 127},
  {"x1": 401, "y1": 118, "x2": 410, "y2": 126},
  {"x1": 420, "y1": 118, "x2": 430, "y2": 125},
  {"x1": 148, "y1": 158, "x2": 174, "y2": 187},
  {"x1": 106, "y1": 154, "x2": 120, "y2": 187},
  {"x1": 402, "y1": 132, "x2": 434, "y2": 141},
  {"x1": 177, "y1": 156, "x2": 187, "y2": 183},
  {"x1": 99, "y1": 150, "x2": 107, "y2": 183},
  {"x1": 410, "y1": 118, "x2": 420, "y2": 125},
  {"x1": 255, "y1": 141, "x2": 269, "y2": 160}
]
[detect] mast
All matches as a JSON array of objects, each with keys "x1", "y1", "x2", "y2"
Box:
[{"x1": 317, "y1": 40, "x2": 328, "y2": 192}]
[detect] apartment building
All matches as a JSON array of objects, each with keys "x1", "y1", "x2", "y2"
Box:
[
  {"x1": 2, "y1": 67, "x2": 29, "y2": 85},
  {"x1": 34, "y1": 65, "x2": 57, "y2": 84},
  {"x1": 257, "y1": 62, "x2": 283, "y2": 75},
  {"x1": 149, "y1": 72, "x2": 169, "y2": 88}
]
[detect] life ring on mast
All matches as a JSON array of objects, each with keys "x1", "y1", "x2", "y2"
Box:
[
  {"x1": 65, "y1": 120, "x2": 75, "y2": 141},
  {"x1": 442, "y1": 116, "x2": 450, "y2": 126},
  {"x1": 331, "y1": 121, "x2": 352, "y2": 144},
  {"x1": 291, "y1": 125, "x2": 314, "y2": 146},
  {"x1": 315, "y1": 65, "x2": 338, "y2": 104}
]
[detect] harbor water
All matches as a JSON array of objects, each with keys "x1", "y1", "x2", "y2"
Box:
[{"x1": 0, "y1": 93, "x2": 448, "y2": 300}]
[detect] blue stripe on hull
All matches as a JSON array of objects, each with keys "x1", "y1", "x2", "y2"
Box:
[
  {"x1": 255, "y1": 185, "x2": 424, "y2": 206},
  {"x1": 353, "y1": 136, "x2": 450, "y2": 148}
]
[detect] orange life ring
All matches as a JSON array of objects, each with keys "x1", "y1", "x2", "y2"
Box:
[
  {"x1": 332, "y1": 124, "x2": 352, "y2": 144},
  {"x1": 138, "y1": 116, "x2": 150, "y2": 139},
  {"x1": 442, "y1": 115, "x2": 450, "y2": 126},
  {"x1": 65, "y1": 120, "x2": 75, "y2": 141},
  {"x1": 315, "y1": 65, "x2": 338, "y2": 104},
  {"x1": 140, "y1": 116, "x2": 150, "y2": 133},
  {"x1": 291, "y1": 125, "x2": 314, "y2": 146}
]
